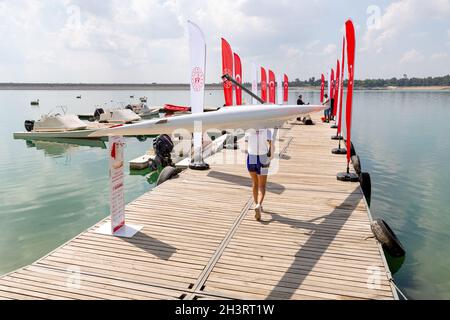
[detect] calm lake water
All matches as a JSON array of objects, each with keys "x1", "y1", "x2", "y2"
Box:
[{"x1": 0, "y1": 89, "x2": 449, "y2": 299}]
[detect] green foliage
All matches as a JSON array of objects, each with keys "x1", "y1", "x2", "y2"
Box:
[{"x1": 288, "y1": 75, "x2": 450, "y2": 88}]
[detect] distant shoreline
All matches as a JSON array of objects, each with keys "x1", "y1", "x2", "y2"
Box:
[{"x1": 0, "y1": 83, "x2": 449, "y2": 91}]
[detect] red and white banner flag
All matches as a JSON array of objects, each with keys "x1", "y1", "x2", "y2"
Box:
[
  {"x1": 221, "y1": 38, "x2": 233, "y2": 106},
  {"x1": 268, "y1": 69, "x2": 276, "y2": 104},
  {"x1": 234, "y1": 53, "x2": 242, "y2": 105},
  {"x1": 260, "y1": 67, "x2": 267, "y2": 102},
  {"x1": 337, "y1": 36, "x2": 346, "y2": 135},
  {"x1": 283, "y1": 74, "x2": 289, "y2": 104},
  {"x1": 345, "y1": 19, "x2": 356, "y2": 165},
  {"x1": 276, "y1": 73, "x2": 283, "y2": 105},
  {"x1": 333, "y1": 60, "x2": 340, "y2": 118},
  {"x1": 188, "y1": 20, "x2": 206, "y2": 163}
]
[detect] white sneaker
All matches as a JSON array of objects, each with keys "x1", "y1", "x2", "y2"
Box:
[{"x1": 254, "y1": 204, "x2": 261, "y2": 221}]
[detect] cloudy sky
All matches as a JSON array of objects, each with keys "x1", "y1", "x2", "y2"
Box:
[{"x1": 0, "y1": 0, "x2": 449, "y2": 83}]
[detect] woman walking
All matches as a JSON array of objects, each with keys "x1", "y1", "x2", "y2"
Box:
[{"x1": 246, "y1": 128, "x2": 274, "y2": 221}]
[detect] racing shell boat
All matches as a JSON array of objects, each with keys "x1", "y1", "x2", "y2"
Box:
[{"x1": 89, "y1": 104, "x2": 325, "y2": 137}]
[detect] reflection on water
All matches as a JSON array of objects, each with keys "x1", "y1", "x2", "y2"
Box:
[
  {"x1": 0, "y1": 89, "x2": 449, "y2": 299},
  {"x1": 350, "y1": 90, "x2": 450, "y2": 299},
  {"x1": 0, "y1": 90, "x2": 157, "y2": 276},
  {"x1": 23, "y1": 139, "x2": 107, "y2": 157},
  {"x1": 385, "y1": 251, "x2": 406, "y2": 275}
]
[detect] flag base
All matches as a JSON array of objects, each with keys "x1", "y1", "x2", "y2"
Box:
[
  {"x1": 189, "y1": 161, "x2": 210, "y2": 171},
  {"x1": 95, "y1": 222, "x2": 143, "y2": 238},
  {"x1": 336, "y1": 172, "x2": 359, "y2": 182},
  {"x1": 331, "y1": 135, "x2": 344, "y2": 141},
  {"x1": 332, "y1": 147, "x2": 347, "y2": 155}
]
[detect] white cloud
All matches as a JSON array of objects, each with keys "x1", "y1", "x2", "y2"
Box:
[
  {"x1": 400, "y1": 49, "x2": 424, "y2": 64},
  {"x1": 322, "y1": 44, "x2": 337, "y2": 55},
  {"x1": 361, "y1": 0, "x2": 450, "y2": 53},
  {"x1": 0, "y1": 0, "x2": 449, "y2": 82},
  {"x1": 284, "y1": 46, "x2": 304, "y2": 59},
  {"x1": 306, "y1": 40, "x2": 320, "y2": 50},
  {"x1": 431, "y1": 52, "x2": 448, "y2": 59}
]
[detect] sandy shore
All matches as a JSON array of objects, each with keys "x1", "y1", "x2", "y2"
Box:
[{"x1": 382, "y1": 86, "x2": 450, "y2": 91}]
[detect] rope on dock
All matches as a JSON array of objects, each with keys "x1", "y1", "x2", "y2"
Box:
[{"x1": 390, "y1": 280, "x2": 408, "y2": 300}]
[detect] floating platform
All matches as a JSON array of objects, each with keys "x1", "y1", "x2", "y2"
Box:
[
  {"x1": 13, "y1": 129, "x2": 100, "y2": 140},
  {"x1": 129, "y1": 154, "x2": 153, "y2": 170},
  {"x1": 0, "y1": 113, "x2": 397, "y2": 300}
]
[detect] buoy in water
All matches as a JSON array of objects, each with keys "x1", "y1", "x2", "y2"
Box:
[
  {"x1": 156, "y1": 166, "x2": 179, "y2": 186},
  {"x1": 351, "y1": 154, "x2": 362, "y2": 176},
  {"x1": 350, "y1": 142, "x2": 356, "y2": 157},
  {"x1": 371, "y1": 219, "x2": 405, "y2": 257},
  {"x1": 359, "y1": 172, "x2": 371, "y2": 206}
]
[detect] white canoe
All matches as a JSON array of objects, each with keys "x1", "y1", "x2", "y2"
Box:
[{"x1": 89, "y1": 104, "x2": 325, "y2": 137}]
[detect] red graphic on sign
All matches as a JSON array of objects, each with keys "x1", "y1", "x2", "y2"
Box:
[
  {"x1": 261, "y1": 67, "x2": 267, "y2": 102},
  {"x1": 223, "y1": 68, "x2": 233, "y2": 89},
  {"x1": 283, "y1": 74, "x2": 289, "y2": 103},
  {"x1": 191, "y1": 67, "x2": 204, "y2": 92},
  {"x1": 268, "y1": 69, "x2": 276, "y2": 104}
]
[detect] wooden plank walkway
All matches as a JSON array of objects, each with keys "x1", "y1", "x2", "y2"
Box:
[{"x1": 0, "y1": 113, "x2": 396, "y2": 300}]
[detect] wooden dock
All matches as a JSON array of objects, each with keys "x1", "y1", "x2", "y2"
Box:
[{"x1": 0, "y1": 113, "x2": 397, "y2": 300}]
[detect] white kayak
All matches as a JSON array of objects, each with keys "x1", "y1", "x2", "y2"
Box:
[{"x1": 89, "y1": 104, "x2": 325, "y2": 137}]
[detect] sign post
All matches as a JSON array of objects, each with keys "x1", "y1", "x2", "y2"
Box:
[
  {"x1": 95, "y1": 136, "x2": 143, "y2": 238},
  {"x1": 109, "y1": 136, "x2": 126, "y2": 233}
]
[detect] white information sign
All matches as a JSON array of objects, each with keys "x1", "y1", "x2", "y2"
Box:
[
  {"x1": 109, "y1": 136, "x2": 126, "y2": 233},
  {"x1": 95, "y1": 135, "x2": 143, "y2": 238}
]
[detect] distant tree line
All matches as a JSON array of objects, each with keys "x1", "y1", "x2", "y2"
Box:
[
  {"x1": 288, "y1": 74, "x2": 450, "y2": 88},
  {"x1": 2, "y1": 74, "x2": 449, "y2": 90}
]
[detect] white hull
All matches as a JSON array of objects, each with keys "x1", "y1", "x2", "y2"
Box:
[
  {"x1": 14, "y1": 129, "x2": 99, "y2": 140},
  {"x1": 89, "y1": 104, "x2": 325, "y2": 137},
  {"x1": 33, "y1": 114, "x2": 88, "y2": 132}
]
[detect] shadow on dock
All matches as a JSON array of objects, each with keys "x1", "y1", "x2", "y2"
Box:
[
  {"x1": 207, "y1": 171, "x2": 285, "y2": 194},
  {"x1": 264, "y1": 187, "x2": 361, "y2": 300},
  {"x1": 122, "y1": 231, "x2": 177, "y2": 261}
]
